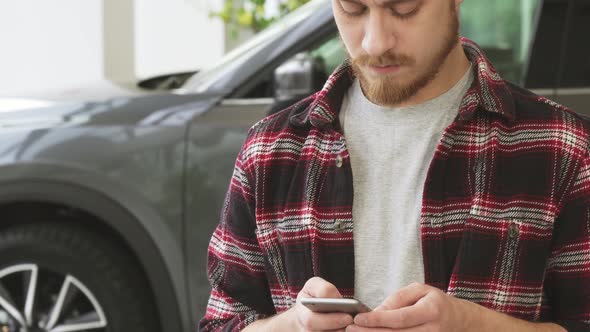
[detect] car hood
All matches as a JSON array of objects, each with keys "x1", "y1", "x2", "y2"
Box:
[
  {"x1": 0, "y1": 93, "x2": 223, "y2": 128},
  {"x1": 1, "y1": 80, "x2": 152, "y2": 105}
]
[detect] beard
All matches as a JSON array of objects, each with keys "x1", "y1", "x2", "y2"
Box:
[{"x1": 350, "y1": 5, "x2": 460, "y2": 107}]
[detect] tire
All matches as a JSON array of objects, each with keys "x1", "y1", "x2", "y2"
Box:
[{"x1": 0, "y1": 221, "x2": 160, "y2": 332}]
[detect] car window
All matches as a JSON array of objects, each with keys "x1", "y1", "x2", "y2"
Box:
[
  {"x1": 310, "y1": 37, "x2": 347, "y2": 74},
  {"x1": 182, "y1": 0, "x2": 329, "y2": 93},
  {"x1": 461, "y1": 0, "x2": 540, "y2": 85}
]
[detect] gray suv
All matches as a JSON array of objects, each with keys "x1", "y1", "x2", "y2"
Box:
[{"x1": 0, "y1": 0, "x2": 588, "y2": 331}]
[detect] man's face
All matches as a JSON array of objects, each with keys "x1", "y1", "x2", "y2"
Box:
[{"x1": 332, "y1": 0, "x2": 461, "y2": 107}]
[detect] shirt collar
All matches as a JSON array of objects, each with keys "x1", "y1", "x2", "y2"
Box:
[{"x1": 290, "y1": 37, "x2": 516, "y2": 128}]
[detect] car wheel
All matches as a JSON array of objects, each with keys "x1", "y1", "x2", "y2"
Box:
[{"x1": 0, "y1": 221, "x2": 160, "y2": 332}]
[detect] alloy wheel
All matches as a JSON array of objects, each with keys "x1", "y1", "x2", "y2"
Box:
[{"x1": 0, "y1": 263, "x2": 107, "y2": 332}]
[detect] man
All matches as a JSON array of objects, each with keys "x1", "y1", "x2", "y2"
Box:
[{"x1": 199, "y1": 0, "x2": 590, "y2": 330}]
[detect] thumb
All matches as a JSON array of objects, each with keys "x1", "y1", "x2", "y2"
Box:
[{"x1": 298, "y1": 277, "x2": 342, "y2": 299}]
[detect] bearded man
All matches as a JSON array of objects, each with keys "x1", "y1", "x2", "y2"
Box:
[{"x1": 199, "y1": 0, "x2": 590, "y2": 331}]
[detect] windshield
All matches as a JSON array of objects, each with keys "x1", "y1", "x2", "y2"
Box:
[
  {"x1": 460, "y1": 0, "x2": 540, "y2": 84},
  {"x1": 181, "y1": 0, "x2": 328, "y2": 93}
]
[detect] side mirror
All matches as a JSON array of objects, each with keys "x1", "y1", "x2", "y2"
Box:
[{"x1": 272, "y1": 53, "x2": 327, "y2": 106}]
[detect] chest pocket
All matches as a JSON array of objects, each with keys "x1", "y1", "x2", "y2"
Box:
[{"x1": 448, "y1": 208, "x2": 555, "y2": 317}]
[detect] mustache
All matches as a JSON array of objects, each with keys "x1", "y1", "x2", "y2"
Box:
[{"x1": 351, "y1": 53, "x2": 415, "y2": 67}]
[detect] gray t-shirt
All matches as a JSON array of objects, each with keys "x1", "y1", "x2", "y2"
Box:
[{"x1": 339, "y1": 68, "x2": 473, "y2": 309}]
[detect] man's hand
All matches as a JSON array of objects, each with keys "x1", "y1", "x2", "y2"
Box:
[
  {"x1": 291, "y1": 277, "x2": 355, "y2": 331},
  {"x1": 346, "y1": 282, "x2": 475, "y2": 332},
  {"x1": 244, "y1": 276, "x2": 354, "y2": 332},
  {"x1": 345, "y1": 282, "x2": 567, "y2": 332}
]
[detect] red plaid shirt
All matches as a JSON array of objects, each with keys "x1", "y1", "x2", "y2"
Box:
[{"x1": 199, "y1": 38, "x2": 590, "y2": 331}]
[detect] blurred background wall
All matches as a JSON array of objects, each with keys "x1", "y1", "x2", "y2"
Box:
[{"x1": 0, "y1": 0, "x2": 226, "y2": 97}]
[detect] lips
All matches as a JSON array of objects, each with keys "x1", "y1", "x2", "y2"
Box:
[{"x1": 369, "y1": 64, "x2": 402, "y2": 74}]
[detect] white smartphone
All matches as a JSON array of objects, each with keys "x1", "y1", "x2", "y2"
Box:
[{"x1": 300, "y1": 298, "x2": 371, "y2": 314}]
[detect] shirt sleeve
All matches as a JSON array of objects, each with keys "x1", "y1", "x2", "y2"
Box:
[
  {"x1": 541, "y1": 147, "x2": 590, "y2": 331},
  {"x1": 198, "y1": 144, "x2": 276, "y2": 331}
]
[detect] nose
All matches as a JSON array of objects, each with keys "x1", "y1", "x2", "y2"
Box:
[{"x1": 361, "y1": 11, "x2": 396, "y2": 57}]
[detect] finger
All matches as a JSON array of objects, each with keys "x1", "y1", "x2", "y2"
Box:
[
  {"x1": 299, "y1": 276, "x2": 343, "y2": 299},
  {"x1": 344, "y1": 324, "x2": 393, "y2": 332},
  {"x1": 375, "y1": 283, "x2": 431, "y2": 311},
  {"x1": 354, "y1": 299, "x2": 432, "y2": 329},
  {"x1": 297, "y1": 310, "x2": 353, "y2": 331}
]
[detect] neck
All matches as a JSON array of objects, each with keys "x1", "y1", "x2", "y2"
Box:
[{"x1": 397, "y1": 41, "x2": 471, "y2": 108}]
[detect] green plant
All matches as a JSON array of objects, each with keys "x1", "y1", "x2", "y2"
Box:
[{"x1": 211, "y1": 0, "x2": 310, "y2": 35}]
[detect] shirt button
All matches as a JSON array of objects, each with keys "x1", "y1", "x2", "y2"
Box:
[
  {"x1": 335, "y1": 155, "x2": 343, "y2": 168},
  {"x1": 508, "y1": 223, "x2": 520, "y2": 238},
  {"x1": 334, "y1": 220, "x2": 343, "y2": 231},
  {"x1": 472, "y1": 161, "x2": 480, "y2": 173}
]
